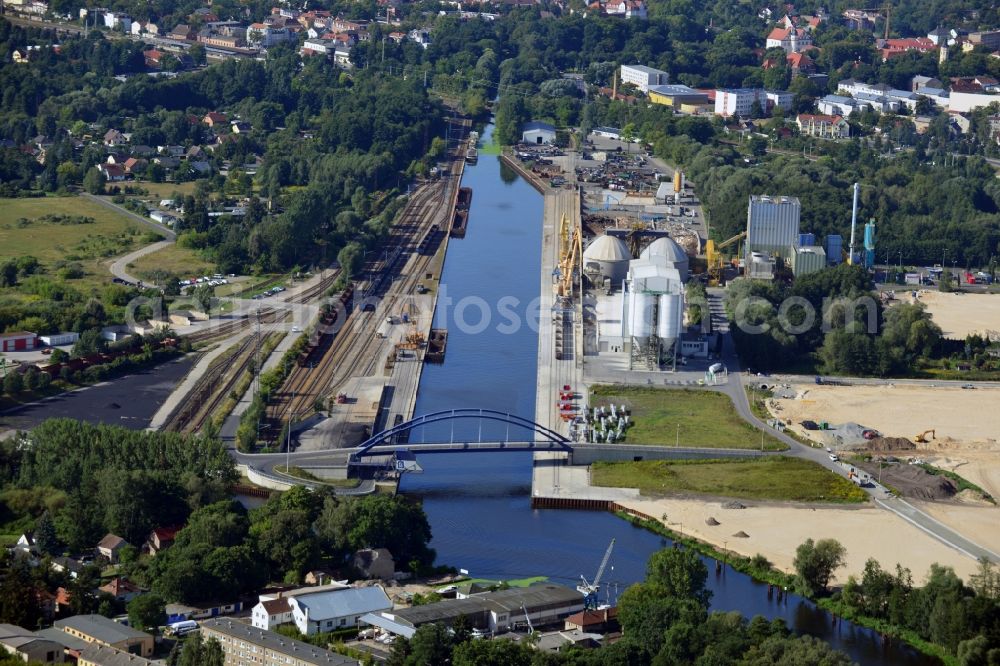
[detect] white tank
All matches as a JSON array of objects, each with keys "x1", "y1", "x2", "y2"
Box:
[
  {"x1": 657, "y1": 294, "x2": 682, "y2": 341},
  {"x1": 641, "y1": 237, "x2": 689, "y2": 282},
  {"x1": 629, "y1": 290, "x2": 654, "y2": 339},
  {"x1": 583, "y1": 235, "x2": 631, "y2": 283}
]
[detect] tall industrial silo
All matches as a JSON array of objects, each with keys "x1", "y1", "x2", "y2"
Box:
[{"x1": 641, "y1": 237, "x2": 690, "y2": 282}]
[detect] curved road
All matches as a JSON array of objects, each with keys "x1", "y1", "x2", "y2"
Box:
[{"x1": 109, "y1": 239, "x2": 173, "y2": 286}]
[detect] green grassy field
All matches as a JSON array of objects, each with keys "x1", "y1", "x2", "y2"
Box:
[
  {"x1": 589, "y1": 385, "x2": 785, "y2": 450},
  {"x1": 437, "y1": 576, "x2": 547, "y2": 592},
  {"x1": 592, "y1": 457, "x2": 868, "y2": 503},
  {"x1": 129, "y1": 242, "x2": 215, "y2": 280},
  {"x1": 0, "y1": 196, "x2": 157, "y2": 293},
  {"x1": 130, "y1": 181, "x2": 198, "y2": 200}
]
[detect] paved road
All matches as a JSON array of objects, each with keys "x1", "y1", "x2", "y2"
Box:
[
  {"x1": 109, "y1": 239, "x2": 173, "y2": 286},
  {"x1": 767, "y1": 373, "x2": 1000, "y2": 389},
  {"x1": 81, "y1": 193, "x2": 176, "y2": 241}
]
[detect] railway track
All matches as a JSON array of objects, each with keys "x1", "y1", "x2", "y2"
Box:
[
  {"x1": 261, "y1": 157, "x2": 464, "y2": 441},
  {"x1": 289, "y1": 269, "x2": 342, "y2": 304},
  {"x1": 184, "y1": 307, "x2": 282, "y2": 344},
  {"x1": 163, "y1": 330, "x2": 280, "y2": 433}
]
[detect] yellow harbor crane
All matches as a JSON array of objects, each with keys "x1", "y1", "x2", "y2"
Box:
[
  {"x1": 705, "y1": 231, "x2": 747, "y2": 286},
  {"x1": 556, "y1": 213, "x2": 583, "y2": 297}
]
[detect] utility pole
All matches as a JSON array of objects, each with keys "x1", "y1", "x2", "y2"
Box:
[{"x1": 675, "y1": 423, "x2": 679, "y2": 447}]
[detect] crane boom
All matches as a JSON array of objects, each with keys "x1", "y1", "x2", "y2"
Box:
[{"x1": 593, "y1": 538, "x2": 615, "y2": 588}]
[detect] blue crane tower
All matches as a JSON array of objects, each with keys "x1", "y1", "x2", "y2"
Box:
[{"x1": 863, "y1": 218, "x2": 876, "y2": 269}]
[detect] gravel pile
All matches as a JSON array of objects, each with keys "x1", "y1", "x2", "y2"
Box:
[
  {"x1": 722, "y1": 500, "x2": 747, "y2": 510},
  {"x1": 705, "y1": 517, "x2": 720, "y2": 526}
]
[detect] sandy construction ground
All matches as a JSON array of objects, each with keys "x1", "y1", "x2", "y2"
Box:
[
  {"x1": 914, "y1": 501, "x2": 1000, "y2": 557},
  {"x1": 920, "y1": 451, "x2": 1000, "y2": 501},
  {"x1": 769, "y1": 383, "x2": 1000, "y2": 450},
  {"x1": 915, "y1": 290, "x2": 1000, "y2": 339},
  {"x1": 619, "y1": 497, "x2": 982, "y2": 583}
]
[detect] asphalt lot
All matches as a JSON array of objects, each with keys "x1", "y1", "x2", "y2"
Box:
[{"x1": 0, "y1": 356, "x2": 194, "y2": 432}]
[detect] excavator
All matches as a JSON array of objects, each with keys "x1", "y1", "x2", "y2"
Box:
[
  {"x1": 705, "y1": 231, "x2": 747, "y2": 286},
  {"x1": 913, "y1": 429, "x2": 936, "y2": 444}
]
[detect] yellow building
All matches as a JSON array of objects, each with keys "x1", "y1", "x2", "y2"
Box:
[{"x1": 648, "y1": 84, "x2": 709, "y2": 109}]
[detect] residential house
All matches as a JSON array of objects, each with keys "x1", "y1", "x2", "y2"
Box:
[
  {"x1": 143, "y1": 49, "x2": 164, "y2": 68},
  {"x1": 103, "y1": 129, "x2": 127, "y2": 146},
  {"x1": 14, "y1": 532, "x2": 36, "y2": 554},
  {"x1": 152, "y1": 156, "x2": 180, "y2": 170},
  {"x1": 251, "y1": 598, "x2": 294, "y2": 631},
  {"x1": 103, "y1": 11, "x2": 131, "y2": 31},
  {"x1": 301, "y1": 38, "x2": 335, "y2": 56},
  {"x1": 200, "y1": 619, "x2": 357, "y2": 666},
  {"x1": 168, "y1": 24, "x2": 196, "y2": 41},
  {"x1": 51, "y1": 556, "x2": 86, "y2": 579},
  {"x1": 289, "y1": 586, "x2": 392, "y2": 635},
  {"x1": 877, "y1": 37, "x2": 937, "y2": 61},
  {"x1": 534, "y1": 629, "x2": 602, "y2": 652},
  {"x1": 927, "y1": 28, "x2": 950, "y2": 46},
  {"x1": 144, "y1": 526, "x2": 179, "y2": 555},
  {"x1": 202, "y1": 112, "x2": 228, "y2": 127},
  {"x1": 77, "y1": 644, "x2": 155, "y2": 666},
  {"x1": 766, "y1": 26, "x2": 812, "y2": 53},
  {"x1": 304, "y1": 570, "x2": 336, "y2": 586},
  {"x1": 122, "y1": 157, "x2": 147, "y2": 175},
  {"x1": 97, "y1": 164, "x2": 126, "y2": 182},
  {"x1": 842, "y1": 8, "x2": 879, "y2": 31},
  {"x1": 353, "y1": 548, "x2": 394, "y2": 580},
  {"x1": 408, "y1": 28, "x2": 432, "y2": 49},
  {"x1": 796, "y1": 113, "x2": 850, "y2": 139},
  {"x1": 604, "y1": 0, "x2": 646, "y2": 18},
  {"x1": 157, "y1": 145, "x2": 185, "y2": 157},
  {"x1": 786, "y1": 51, "x2": 815, "y2": 75},
  {"x1": 54, "y1": 615, "x2": 153, "y2": 658},
  {"x1": 231, "y1": 121, "x2": 251, "y2": 133},
  {"x1": 0, "y1": 624, "x2": 64, "y2": 664},
  {"x1": 912, "y1": 75, "x2": 943, "y2": 92},
  {"x1": 96, "y1": 534, "x2": 127, "y2": 563},
  {"x1": 98, "y1": 578, "x2": 142, "y2": 603}
]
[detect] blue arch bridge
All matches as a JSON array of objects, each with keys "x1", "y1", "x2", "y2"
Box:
[{"x1": 348, "y1": 408, "x2": 574, "y2": 474}]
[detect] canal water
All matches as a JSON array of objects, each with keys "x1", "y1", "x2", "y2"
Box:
[{"x1": 403, "y1": 127, "x2": 932, "y2": 666}]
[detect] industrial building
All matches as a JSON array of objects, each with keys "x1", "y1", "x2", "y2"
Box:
[
  {"x1": 0, "y1": 331, "x2": 37, "y2": 352},
  {"x1": 790, "y1": 245, "x2": 827, "y2": 276},
  {"x1": 38, "y1": 332, "x2": 79, "y2": 347},
  {"x1": 623, "y1": 256, "x2": 685, "y2": 370},
  {"x1": 648, "y1": 84, "x2": 709, "y2": 110},
  {"x1": 745, "y1": 195, "x2": 801, "y2": 264},
  {"x1": 53, "y1": 616, "x2": 153, "y2": 658},
  {"x1": 619, "y1": 64, "x2": 669, "y2": 93},
  {"x1": 360, "y1": 584, "x2": 585, "y2": 638},
  {"x1": 521, "y1": 121, "x2": 556, "y2": 145}
]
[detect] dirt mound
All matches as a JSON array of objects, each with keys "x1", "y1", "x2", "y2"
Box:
[
  {"x1": 732, "y1": 531, "x2": 750, "y2": 538},
  {"x1": 857, "y1": 462, "x2": 957, "y2": 501},
  {"x1": 722, "y1": 501, "x2": 747, "y2": 510},
  {"x1": 861, "y1": 436, "x2": 916, "y2": 452},
  {"x1": 706, "y1": 517, "x2": 720, "y2": 526}
]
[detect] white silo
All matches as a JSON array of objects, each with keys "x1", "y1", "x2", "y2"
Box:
[
  {"x1": 583, "y1": 235, "x2": 631, "y2": 285},
  {"x1": 628, "y1": 289, "x2": 654, "y2": 341},
  {"x1": 657, "y1": 293, "x2": 683, "y2": 341},
  {"x1": 640, "y1": 237, "x2": 689, "y2": 282}
]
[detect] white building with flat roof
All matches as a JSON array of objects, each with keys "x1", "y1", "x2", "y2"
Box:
[{"x1": 619, "y1": 64, "x2": 669, "y2": 93}]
